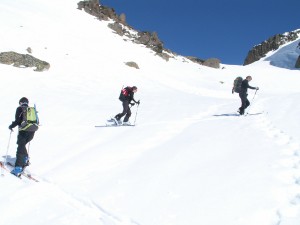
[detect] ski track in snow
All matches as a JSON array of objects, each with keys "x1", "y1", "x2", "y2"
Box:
[
  {"x1": 0, "y1": 1, "x2": 299, "y2": 223},
  {"x1": 250, "y1": 101, "x2": 300, "y2": 225},
  {"x1": 22, "y1": 103, "x2": 229, "y2": 225}
]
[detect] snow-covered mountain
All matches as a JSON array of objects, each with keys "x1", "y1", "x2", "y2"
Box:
[
  {"x1": 265, "y1": 38, "x2": 300, "y2": 69},
  {"x1": 243, "y1": 29, "x2": 300, "y2": 69},
  {"x1": 0, "y1": 1, "x2": 300, "y2": 225}
]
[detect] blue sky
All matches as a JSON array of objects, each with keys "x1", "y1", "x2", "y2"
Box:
[{"x1": 100, "y1": 0, "x2": 299, "y2": 65}]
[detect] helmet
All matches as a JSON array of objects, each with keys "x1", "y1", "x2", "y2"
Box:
[
  {"x1": 19, "y1": 97, "x2": 29, "y2": 105},
  {"x1": 132, "y1": 86, "x2": 137, "y2": 90}
]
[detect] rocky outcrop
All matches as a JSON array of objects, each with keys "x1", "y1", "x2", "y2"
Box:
[
  {"x1": 107, "y1": 22, "x2": 126, "y2": 36},
  {"x1": 77, "y1": 0, "x2": 127, "y2": 25},
  {"x1": 295, "y1": 56, "x2": 300, "y2": 68},
  {"x1": 187, "y1": 56, "x2": 220, "y2": 69},
  {"x1": 0, "y1": 51, "x2": 50, "y2": 71},
  {"x1": 186, "y1": 56, "x2": 205, "y2": 65},
  {"x1": 77, "y1": 2, "x2": 161, "y2": 51},
  {"x1": 77, "y1": 1, "x2": 169, "y2": 58},
  {"x1": 77, "y1": 0, "x2": 220, "y2": 68},
  {"x1": 134, "y1": 31, "x2": 163, "y2": 53},
  {"x1": 125, "y1": 61, "x2": 139, "y2": 69},
  {"x1": 244, "y1": 30, "x2": 300, "y2": 65}
]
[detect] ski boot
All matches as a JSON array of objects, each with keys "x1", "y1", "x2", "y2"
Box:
[
  {"x1": 113, "y1": 117, "x2": 122, "y2": 125},
  {"x1": 11, "y1": 166, "x2": 23, "y2": 177}
]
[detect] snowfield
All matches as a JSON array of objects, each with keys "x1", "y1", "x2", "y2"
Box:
[{"x1": 0, "y1": 1, "x2": 300, "y2": 225}]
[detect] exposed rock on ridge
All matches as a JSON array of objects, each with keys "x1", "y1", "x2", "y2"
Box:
[
  {"x1": 77, "y1": 0, "x2": 221, "y2": 68},
  {"x1": 244, "y1": 30, "x2": 300, "y2": 66},
  {"x1": 187, "y1": 57, "x2": 220, "y2": 69}
]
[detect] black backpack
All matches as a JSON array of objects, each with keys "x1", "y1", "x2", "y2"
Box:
[
  {"x1": 232, "y1": 77, "x2": 243, "y2": 93},
  {"x1": 119, "y1": 87, "x2": 130, "y2": 101}
]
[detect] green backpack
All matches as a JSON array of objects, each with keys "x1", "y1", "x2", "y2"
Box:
[{"x1": 19, "y1": 105, "x2": 39, "y2": 132}]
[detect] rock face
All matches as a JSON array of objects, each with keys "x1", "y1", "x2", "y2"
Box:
[
  {"x1": 77, "y1": 0, "x2": 221, "y2": 68},
  {"x1": 78, "y1": 0, "x2": 127, "y2": 25},
  {"x1": 77, "y1": 1, "x2": 170, "y2": 60},
  {"x1": 134, "y1": 31, "x2": 163, "y2": 54},
  {"x1": 295, "y1": 56, "x2": 300, "y2": 68},
  {"x1": 187, "y1": 56, "x2": 221, "y2": 69},
  {"x1": 203, "y1": 58, "x2": 221, "y2": 69},
  {"x1": 0, "y1": 51, "x2": 50, "y2": 71},
  {"x1": 244, "y1": 30, "x2": 300, "y2": 65}
]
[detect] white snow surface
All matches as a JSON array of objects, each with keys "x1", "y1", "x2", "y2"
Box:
[
  {"x1": 0, "y1": 1, "x2": 300, "y2": 225},
  {"x1": 264, "y1": 36, "x2": 300, "y2": 70}
]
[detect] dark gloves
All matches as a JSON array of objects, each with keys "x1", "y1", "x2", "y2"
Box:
[
  {"x1": 8, "y1": 125, "x2": 13, "y2": 131},
  {"x1": 131, "y1": 100, "x2": 140, "y2": 106},
  {"x1": 256, "y1": 87, "x2": 259, "y2": 90}
]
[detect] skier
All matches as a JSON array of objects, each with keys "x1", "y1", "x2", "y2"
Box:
[
  {"x1": 8, "y1": 97, "x2": 36, "y2": 176},
  {"x1": 238, "y1": 76, "x2": 259, "y2": 115},
  {"x1": 114, "y1": 86, "x2": 140, "y2": 125}
]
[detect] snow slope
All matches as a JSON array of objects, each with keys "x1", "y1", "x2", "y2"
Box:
[
  {"x1": 264, "y1": 34, "x2": 300, "y2": 70},
  {"x1": 0, "y1": 1, "x2": 300, "y2": 225}
]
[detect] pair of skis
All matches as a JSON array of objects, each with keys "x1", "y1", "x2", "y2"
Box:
[
  {"x1": 0, "y1": 161, "x2": 39, "y2": 182},
  {"x1": 95, "y1": 118, "x2": 135, "y2": 128}
]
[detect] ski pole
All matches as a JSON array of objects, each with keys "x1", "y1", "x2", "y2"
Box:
[
  {"x1": 28, "y1": 142, "x2": 31, "y2": 156},
  {"x1": 1, "y1": 130, "x2": 12, "y2": 176},
  {"x1": 246, "y1": 89, "x2": 258, "y2": 115},
  {"x1": 133, "y1": 102, "x2": 140, "y2": 125},
  {"x1": 27, "y1": 142, "x2": 31, "y2": 165},
  {"x1": 4, "y1": 130, "x2": 13, "y2": 164}
]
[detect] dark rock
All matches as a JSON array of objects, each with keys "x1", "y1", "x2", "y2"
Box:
[
  {"x1": 187, "y1": 56, "x2": 220, "y2": 69},
  {"x1": 203, "y1": 58, "x2": 221, "y2": 69},
  {"x1": 295, "y1": 56, "x2": 300, "y2": 68},
  {"x1": 125, "y1": 61, "x2": 139, "y2": 69},
  {"x1": 155, "y1": 52, "x2": 172, "y2": 62},
  {"x1": 78, "y1": 0, "x2": 219, "y2": 65},
  {"x1": 26, "y1": 47, "x2": 32, "y2": 54},
  {"x1": 108, "y1": 22, "x2": 125, "y2": 36},
  {"x1": 244, "y1": 30, "x2": 300, "y2": 65},
  {"x1": 78, "y1": 1, "x2": 165, "y2": 55},
  {"x1": 135, "y1": 31, "x2": 164, "y2": 54},
  {"x1": 78, "y1": 0, "x2": 127, "y2": 25},
  {"x1": 0, "y1": 51, "x2": 50, "y2": 71},
  {"x1": 187, "y1": 56, "x2": 205, "y2": 64}
]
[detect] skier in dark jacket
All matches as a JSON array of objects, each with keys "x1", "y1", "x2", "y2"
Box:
[
  {"x1": 239, "y1": 76, "x2": 259, "y2": 115},
  {"x1": 114, "y1": 86, "x2": 140, "y2": 125},
  {"x1": 8, "y1": 97, "x2": 35, "y2": 177}
]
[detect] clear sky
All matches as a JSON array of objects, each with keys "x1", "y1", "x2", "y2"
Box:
[{"x1": 100, "y1": 0, "x2": 299, "y2": 65}]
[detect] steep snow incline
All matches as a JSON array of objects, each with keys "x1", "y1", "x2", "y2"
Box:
[
  {"x1": 264, "y1": 37, "x2": 300, "y2": 70},
  {"x1": 1, "y1": 1, "x2": 300, "y2": 225}
]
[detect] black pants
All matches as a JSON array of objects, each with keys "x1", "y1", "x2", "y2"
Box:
[
  {"x1": 15, "y1": 131, "x2": 35, "y2": 167},
  {"x1": 115, "y1": 101, "x2": 131, "y2": 122},
  {"x1": 239, "y1": 93, "x2": 250, "y2": 114}
]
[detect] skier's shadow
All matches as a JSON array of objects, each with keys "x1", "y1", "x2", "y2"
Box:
[
  {"x1": 213, "y1": 113, "x2": 240, "y2": 117},
  {"x1": 247, "y1": 112, "x2": 264, "y2": 116},
  {"x1": 213, "y1": 112, "x2": 264, "y2": 117}
]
